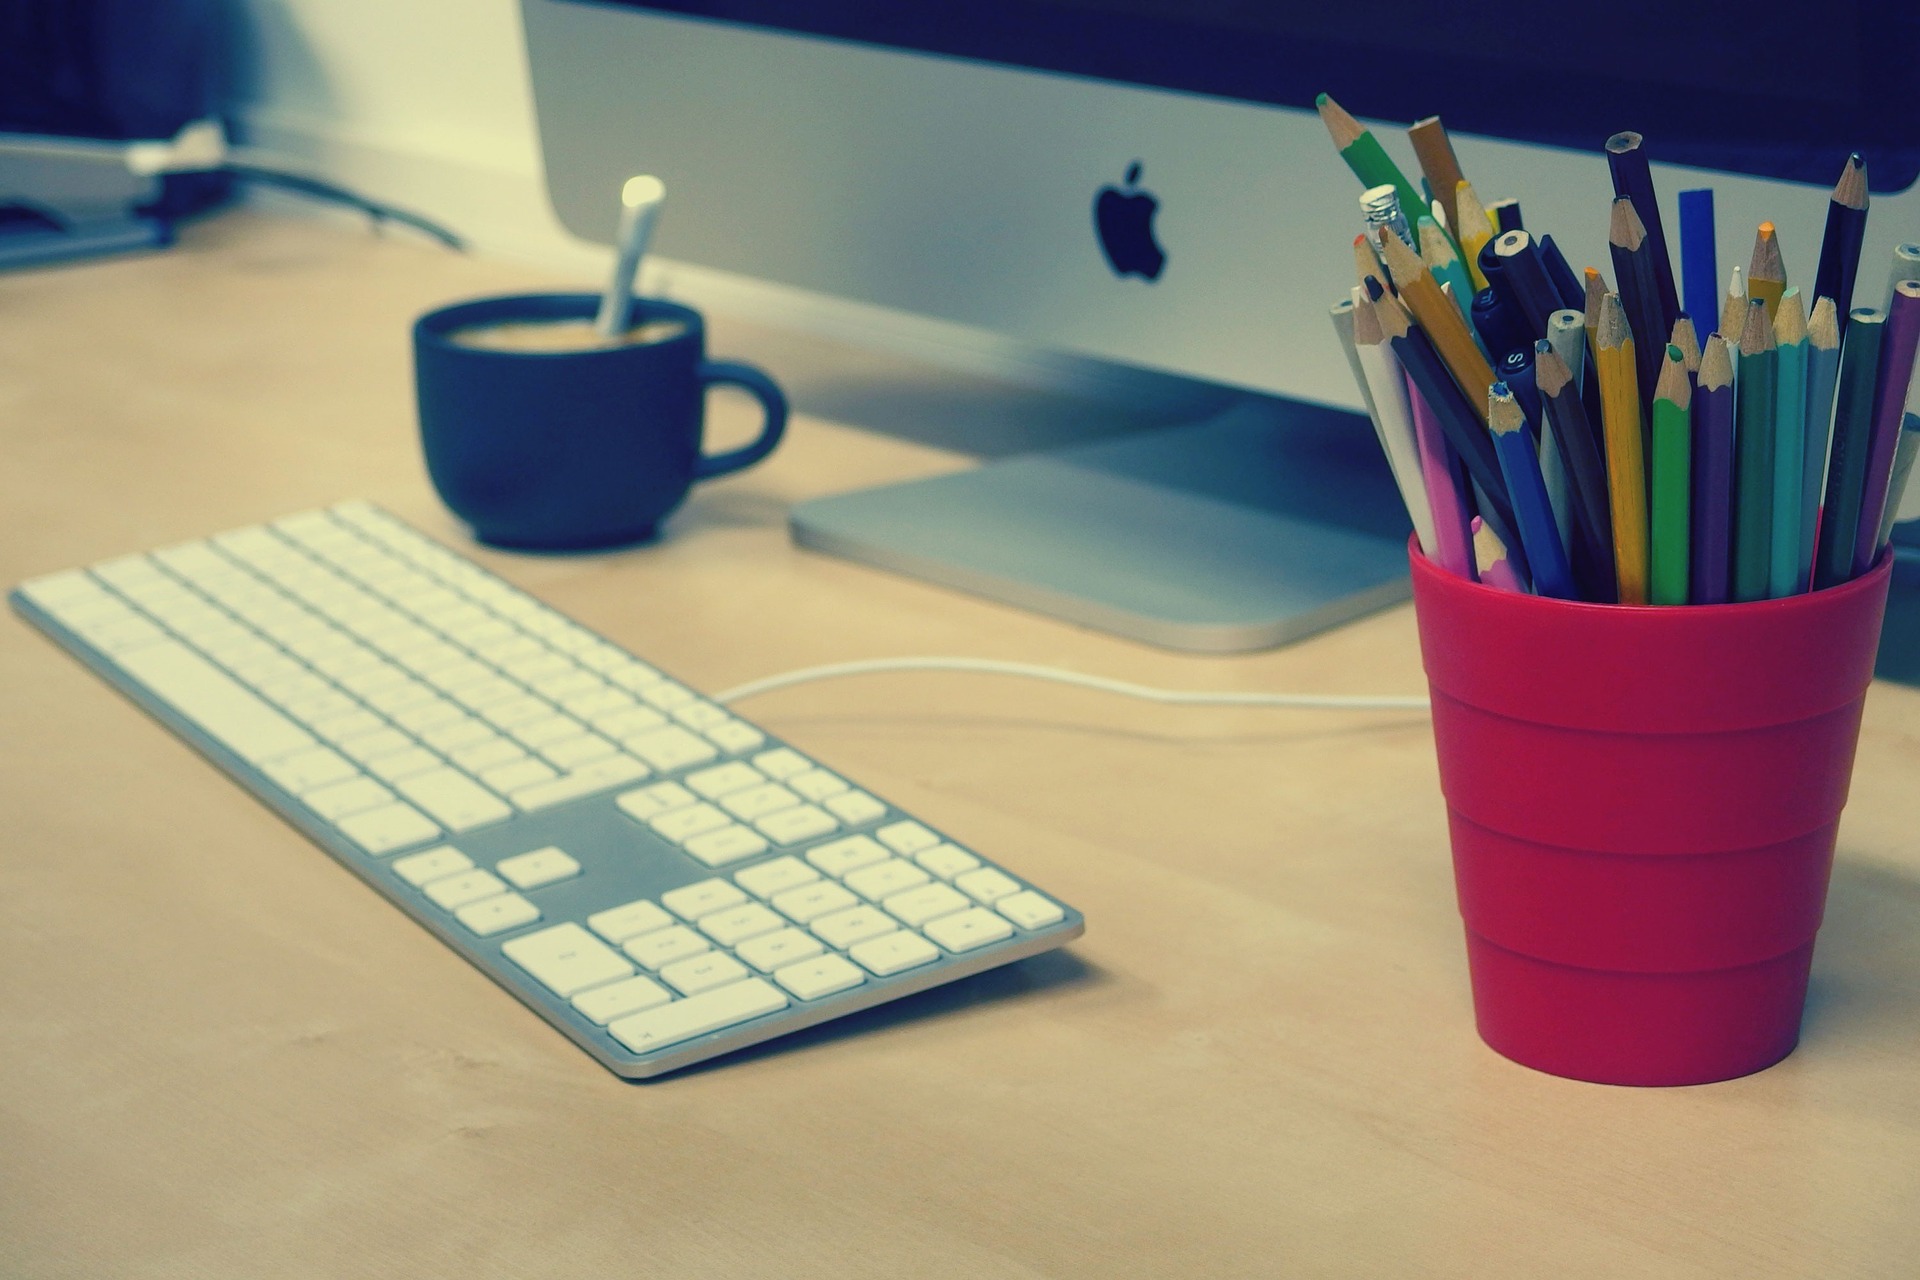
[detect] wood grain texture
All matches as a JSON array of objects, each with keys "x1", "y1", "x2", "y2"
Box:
[{"x1": 5, "y1": 213, "x2": 1920, "y2": 1279}]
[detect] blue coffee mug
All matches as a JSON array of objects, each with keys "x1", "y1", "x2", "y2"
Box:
[{"x1": 413, "y1": 293, "x2": 787, "y2": 550}]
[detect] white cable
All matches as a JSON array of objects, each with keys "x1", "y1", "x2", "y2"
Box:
[{"x1": 711, "y1": 657, "x2": 1430, "y2": 711}]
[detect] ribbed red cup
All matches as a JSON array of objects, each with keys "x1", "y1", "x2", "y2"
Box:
[{"x1": 1409, "y1": 542, "x2": 1892, "y2": 1085}]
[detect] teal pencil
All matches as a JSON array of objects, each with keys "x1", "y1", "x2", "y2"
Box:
[
  {"x1": 1770, "y1": 289, "x2": 1810, "y2": 596},
  {"x1": 1733, "y1": 298, "x2": 1778, "y2": 600},
  {"x1": 1800, "y1": 297, "x2": 1843, "y2": 589},
  {"x1": 1814, "y1": 308, "x2": 1888, "y2": 589}
]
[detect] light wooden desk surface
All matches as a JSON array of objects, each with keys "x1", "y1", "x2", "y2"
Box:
[{"x1": 5, "y1": 213, "x2": 1919, "y2": 1278}]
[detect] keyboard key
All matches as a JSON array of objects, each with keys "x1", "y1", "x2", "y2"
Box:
[
  {"x1": 337, "y1": 728, "x2": 413, "y2": 765},
  {"x1": 811, "y1": 906, "x2": 897, "y2": 949},
  {"x1": 662, "y1": 879, "x2": 748, "y2": 920},
  {"x1": 456, "y1": 892, "x2": 540, "y2": 937},
  {"x1": 734, "y1": 855, "x2": 819, "y2": 899},
  {"x1": 303, "y1": 776, "x2": 396, "y2": 820},
  {"x1": 844, "y1": 859, "x2": 931, "y2": 902},
  {"x1": 639, "y1": 682, "x2": 696, "y2": 710},
  {"x1": 685, "y1": 761, "x2": 764, "y2": 798},
  {"x1": 262, "y1": 746, "x2": 359, "y2": 794},
  {"x1": 704, "y1": 720, "x2": 765, "y2": 753},
  {"x1": 540, "y1": 733, "x2": 616, "y2": 770},
  {"x1": 391, "y1": 845, "x2": 473, "y2": 886},
  {"x1": 622, "y1": 925, "x2": 709, "y2": 970},
  {"x1": 111, "y1": 639, "x2": 314, "y2": 765},
  {"x1": 481, "y1": 757, "x2": 556, "y2": 793},
  {"x1": 626, "y1": 725, "x2": 717, "y2": 771},
  {"x1": 394, "y1": 768, "x2": 513, "y2": 833},
  {"x1": 877, "y1": 821, "x2": 940, "y2": 855},
  {"x1": 512, "y1": 714, "x2": 582, "y2": 750},
  {"x1": 495, "y1": 846, "x2": 581, "y2": 890},
  {"x1": 595, "y1": 706, "x2": 668, "y2": 738},
  {"x1": 607, "y1": 978, "x2": 787, "y2": 1054},
  {"x1": 956, "y1": 867, "x2": 1022, "y2": 904},
  {"x1": 338, "y1": 802, "x2": 440, "y2": 854},
  {"x1": 365, "y1": 747, "x2": 443, "y2": 784},
  {"x1": 787, "y1": 768, "x2": 847, "y2": 801},
  {"x1": 996, "y1": 890, "x2": 1066, "y2": 930},
  {"x1": 922, "y1": 907, "x2": 1014, "y2": 953},
  {"x1": 720, "y1": 783, "x2": 801, "y2": 821},
  {"x1": 736, "y1": 927, "x2": 826, "y2": 974},
  {"x1": 849, "y1": 931, "x2": 941, "y2": 977},
  {"x1": 451, "y1": 737, "x2": 523, "y2": 772},
  {"x1": 756, "y1": 805, "x2": 838, "y2": 846},
  {"x1": 616, "y1": 781, "x2": 694, "y2": 821},
  {"x1": 751, "y1": 748, "x2": 811, "y2": 779},
  {"x1": 501, "y1": 923, "x2": 633, "y2": 998},
  {"x1": 651, "y1": 803, "x2": 730, "y2": 843},
  {"x1": 697, "y1": 902, "x2": 784, "y2": 946},
  {"x1": 915, "y1": 843, "x2": 982, "y2": 880},
  {"x1": 774, "y1": 953, "x2": 865, "y2": 1000},
  {"x1": 684, "y1": 824, "x2": 771, "y2": 868},
  {"x1": 572, "y1": 974, "x2": 672, "y2": 1025},
  {"x1": 660, "y1": 950, "x2": 750, "y2": 996},
  {"x1": 883, "y1": 882, "x2": 971, "y2": 927},
  {"x1": 420, "y1": 716, "x2": 494, "y2": 752},
  {"x1": 672, "y1": 701, "x2": 730, "y2": 730},
  {"x1": 824, "y1": 791, "x2": 886, "y2": 826},
  {"x1": 423, "y1": 869, "x2": 510, "y2": 911},
  {"x1": 771, "y1": 880, "x2": 858, "y2": 924},
  {"x1": 587, "y1": 899, "x2": 674, "y2": 944},
  {"x1": 806, "y1": 835, "x2": 889, "y2": 877}
]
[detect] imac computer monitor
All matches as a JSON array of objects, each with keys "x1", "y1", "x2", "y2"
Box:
[{"x1": 521, "y1": 0, "x2": 1920, "y2": 650}]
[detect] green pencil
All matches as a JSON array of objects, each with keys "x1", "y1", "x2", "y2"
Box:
[
  {"x1": 1317, "y1": 94, "x2": 1430, "y2": 245},
  {"x1": 1733, "y1": 298, "x2": 1778, "y2": 600},
  {"x1": 1650, "y1": 344, "x2": 1694, "y2": 605},
  {"x1": 1814, "y1": 308, "x2": 1889, "y2": 589},
  {"x1": 1770, "y1": 290, "x2": 1810, "y2": 595}
]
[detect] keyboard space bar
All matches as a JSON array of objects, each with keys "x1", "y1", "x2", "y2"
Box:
[{"x1": 113, "y1": 639, "x2": 315, "y2": 766}]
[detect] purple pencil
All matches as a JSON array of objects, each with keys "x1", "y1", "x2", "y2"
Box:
[
  {"x1": 1852, "y1": 280, "x2": 1920, "y2": 572},
  {"x1": 1404, "y1": 370, "x2": 1475, "y2": 579},
  {"x1": 1690, "y1": 334, "x2": 1736, "y2": 603}
]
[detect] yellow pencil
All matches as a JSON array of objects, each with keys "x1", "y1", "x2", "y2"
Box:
[
  {"x1": 1748, "y1": 223, "x2": 1786, "y2": 319},
  {"x1": 1597, "y1": 293, "x2": 1650, "y2": 602},
  {"x1": 1379, "y1": 230, "x2": 1496, "y2": 422},
  {"x1": 1454, "y1": 179, "x2": 1498, "y2": 291}
]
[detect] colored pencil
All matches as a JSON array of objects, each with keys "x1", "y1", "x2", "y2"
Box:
[
  {"x1": 1498, "y1": 345, "x2": 1543, "y2": 430},
  {"x1": 1811, "y1": 154, "x2": 1868, "y2": 333},
  {"x1": 1747, "y1": 223, "x2": 1787, "y2": 320},
  {"x1": 1596, "y1": 294, "x2": 1650, "y2": 603},
  {"x1": 1610, "y1": 197, "x2": 1666, "y2": 411},
  {"x1": 1352, "y1": 292, "x2": 1440, "y2": 554},
  {"x1": 1721, "y1": 264, "x2": 1747, "y2": 343},
  {"x1": 1373, "y1": 284, "x2": 1523, "y2": 562},
  {"x1": 1454, "y1": 180, "x2": 1497, "y2": 291},
  {"x1": 1538, "y1": 343, "x2": 1617, "y2": 602},
  {"x1": 1379, "y1": 230, "x2": 1497, "y2": 420},
  {"x1": 1813, "y1": 308, "x2": 1888, "y2": 589},
  {"x1": 1354, "y1": 234, "x2": 1391, "y2": 299},
  {"x1": 1876, "y1": 413, "x2": 1920, "y2": 551},
  {"x1": 1670, "y1": 315, "x2": 1702, "y2": 378},
  {"x1": 1733, "y1": 299, "x2": 1779, "y2": 600},
  {"x1": 1405, "y1": 370, "x2": 1475, "y2": 579},
  {"x1": 1489, "y1": 383, "x2": 1575, "y2": 598},
  {"x1": 1471, "y1": 516, "x2": 1526, "y2": 592},
  {"x1": 1691, "y1": 335, "x2": 1736, "y2": 604},
  {"x1": 1332, "y1": 294, "x2": 1376, "y2": 423},
  {"x1": 1770, "y1": 289, "x2": 1810, "y2": 596},
  {"x1": 1419, "y1": 216, "x2": 1475, "y2": 322},
  {"x1": 1852, "y1": 280, "x2": 1920, "y2": 572},
  {"x1": 1493, "y1": 229, "x2": 1565, "y2": 340},
  {"x1": 1649, "y1": 344, "x2": 1693, "y2": 605},
  {"x1": 1605, "y1": 131, "x2": 1681, "y2": 337},
  {"x1": 1316, "y1": 94, "x2": 1427, "y2": 242},
  {"x1": 1537, "y1": 235, "x2": 1586, "y2": 310},
  {"x1": 1678, "y1": 188, "x2": 1718, "y2": 337},
  {"x1": 1892, "y1": 243, "x2": 1920, "y2": 300},
  {"x1": 1801, "y1": 297, "x2": 1843, "y2": 586},
  {"x1": 1408, "y1": 116, "x2": 1466, "y2": 243}
]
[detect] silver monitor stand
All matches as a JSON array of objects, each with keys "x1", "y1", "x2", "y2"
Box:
[{"x1": 789, "y1": 391, "x2": 1412, "y2": 653}]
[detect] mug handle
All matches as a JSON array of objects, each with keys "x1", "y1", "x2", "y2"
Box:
[{"x1": 692, "y1": 360, "x2": 789, "y2": 480}]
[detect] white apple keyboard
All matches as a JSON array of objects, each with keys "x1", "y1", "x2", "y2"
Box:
[{"x1": 12, "y1": 501, "x2": 1082, "y2": 1078}]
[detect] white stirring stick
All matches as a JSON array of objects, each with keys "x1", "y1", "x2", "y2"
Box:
[{"x1": 594, "y1": 175, "x2": 666, "y2": 337}]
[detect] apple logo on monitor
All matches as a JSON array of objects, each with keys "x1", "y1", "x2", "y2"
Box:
[{"x1": 1094, "y1": 161, "x2": 1166, "y2": 282}]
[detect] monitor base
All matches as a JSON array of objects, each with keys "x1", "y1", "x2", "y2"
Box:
[{"x1": 788, "y1": 394, "x2": 1413, "y2": 653}]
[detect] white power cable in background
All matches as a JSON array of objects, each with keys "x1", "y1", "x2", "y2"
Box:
[{"x1": 712, "y1": 657, "x2": 1431, "y2": 711}]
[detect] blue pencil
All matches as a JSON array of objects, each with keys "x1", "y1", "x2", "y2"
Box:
[
  {"x1": 1679, "y1": 189, "x2": 1717, "y2": 344},
  {"x1": 1488, "y1": 382, "x2": 1577, "y2": 598}
]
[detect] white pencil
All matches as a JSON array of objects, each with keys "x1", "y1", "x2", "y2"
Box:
[{"x1": 1352, "y1": 292, "x2": 1439, "y2": 554}]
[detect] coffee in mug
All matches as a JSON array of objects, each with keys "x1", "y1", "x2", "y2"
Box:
[{"x1": 447, "y1": 316, "x2": 688, "y2": 353}]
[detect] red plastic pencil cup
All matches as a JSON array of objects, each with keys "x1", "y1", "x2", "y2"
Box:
[{"x1": 1408, "y1": 539, "x2": 1892, "y2": 1086}]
